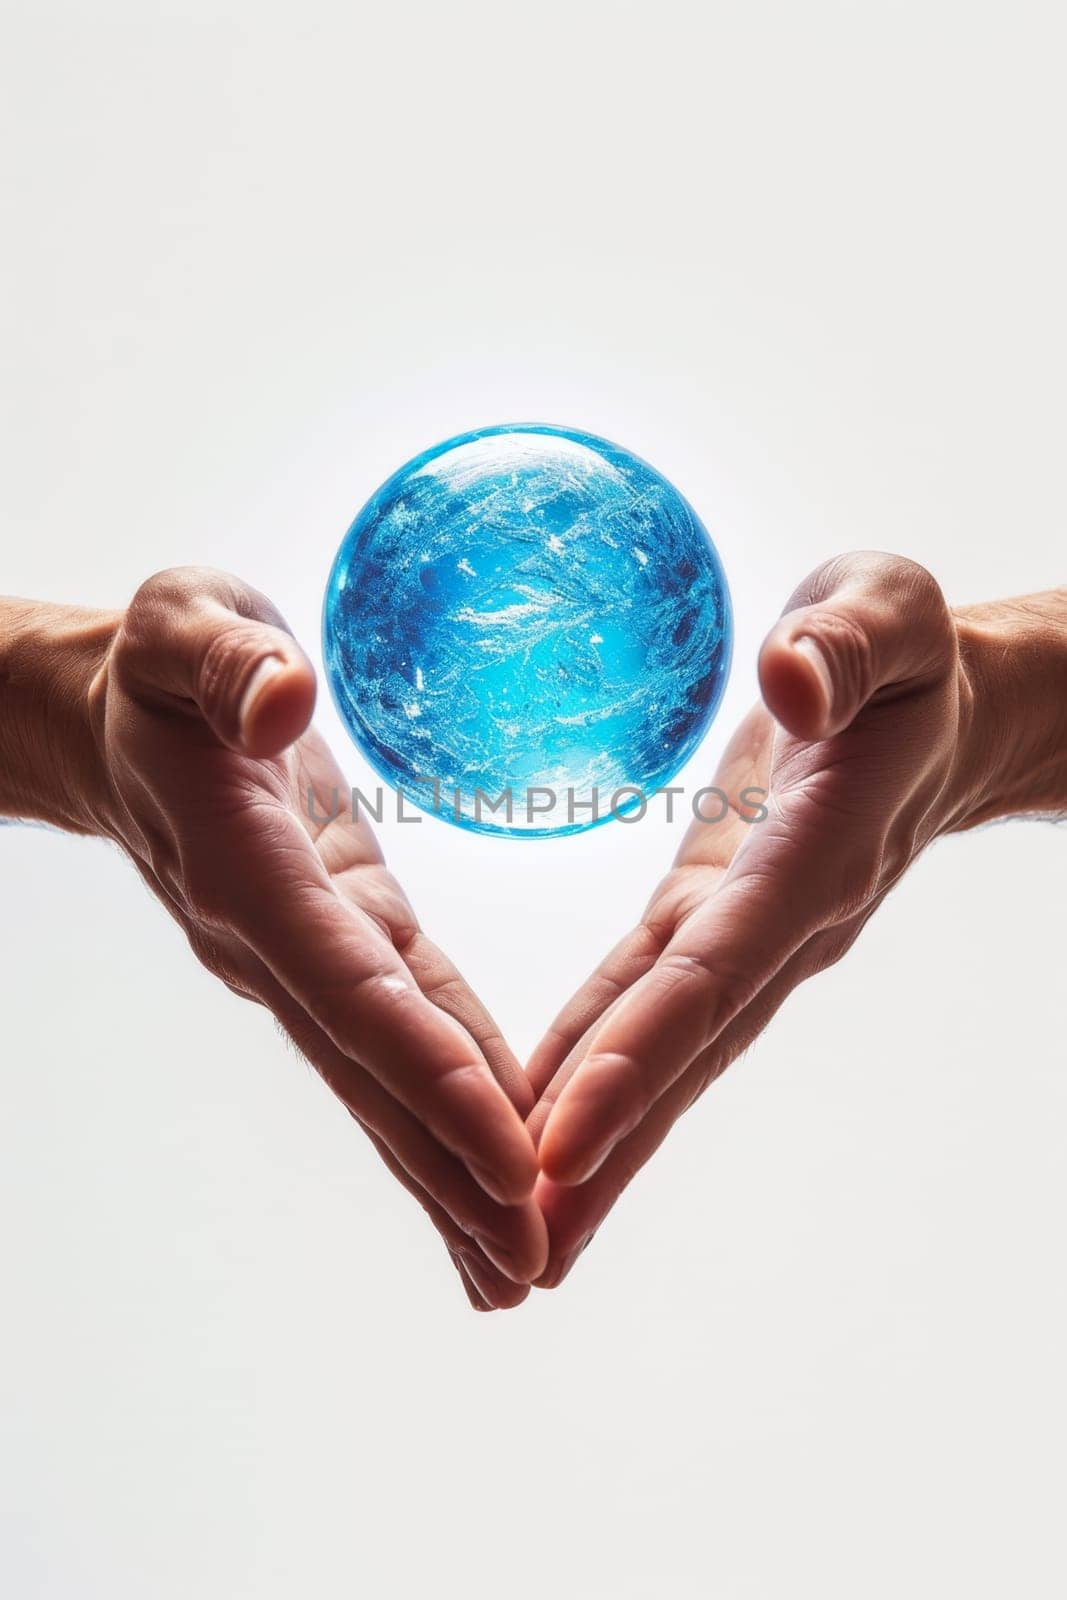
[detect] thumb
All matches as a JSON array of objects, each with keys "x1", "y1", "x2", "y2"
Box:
[
  {"x1": 757, "y1": 552, "x2": 953, "y2": 741},
  {"x1": 114, "y1": 567, "x2": 317, "y2": 757}
]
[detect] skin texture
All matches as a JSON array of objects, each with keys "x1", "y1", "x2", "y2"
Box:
[
  {"x1": 0, "y1": 568, "x2": 547, "y2": 1309},
  {"x1": 524, "y1": 556, "x2": 1067, "y2": 1288},
  {"x1": 1, "y1": 555, "x2": 1064, "y2": 1307}
]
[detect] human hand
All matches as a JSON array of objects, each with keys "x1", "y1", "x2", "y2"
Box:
[
  {"x1": 76, "y1": 568, "x2": 547, "y2": 1307},
  {"x1": 5, "y1": 556, "x2": 1061, "y2": 1308},
  {"x1": 525, "y1": 553, "x2": 1065, "y2": 1289}
]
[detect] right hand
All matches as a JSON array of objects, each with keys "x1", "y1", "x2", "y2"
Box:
[{"x1": 525, "y1": 553, "x2": 1049, "y2": 1290}]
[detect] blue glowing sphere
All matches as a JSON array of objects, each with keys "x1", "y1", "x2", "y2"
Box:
[{"x1": 323, "y1": 424, "x2": 731, "y2": 837}]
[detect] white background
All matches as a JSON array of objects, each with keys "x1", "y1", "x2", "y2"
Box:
[{"x1": 2, "y1": 4, "x2": 1065, "y2": 1596}]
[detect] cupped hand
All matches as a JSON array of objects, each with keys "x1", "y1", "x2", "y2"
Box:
[
  {"x1": 526, "y1": 553, "x2": 989, "y2": 1289},
  {"x1": 86, "y1": 567, "x2": 547, "y2": 1308}
]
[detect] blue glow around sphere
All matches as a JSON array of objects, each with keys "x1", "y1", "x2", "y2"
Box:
[{"x1": 323, "y1": 424, "x2": 732, "y2": 837}]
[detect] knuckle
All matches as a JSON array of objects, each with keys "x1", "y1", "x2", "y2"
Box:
[
  {"x1": 811, "y1": 929, "x2": 856, "y2": 976},
  {"x1": 881, "y1": 828, "x2": 918, "y2": 889},
  {"x1": 420, "y1": 972, "x2": 469, "y2": 1013},
  {"x1": 180, "y1": 853, "x2": 231, "y2": 927},
  {"x1": 681, "y1": 1054, "x2": 727, "y2": 1117},
  {"x1": 796, "y1": 556, "x2": 954, "y2": 690},
  {"x1": 185, "y1": 925, "x2": 253, "y2": 997},
  {"x1": 125, "y1": 567, "x2": 207, "y2": 642},
  {"x1": 884, "y1": 555, "x2": 945, "y2": 614},
  {"x1": 313, "y1": 962, "x2": 416, "y2": 1028},
  {"x1": 656, "y1": 947, "x2": 715, "y2": 988},
  {"x1": 873, "y1": 557, "x2": 954, "y2": 666},
  {"x1": 436, "y1": 1056, "x2": 495, "y2": 1106},
  {"x1": 449, "y1": 1201, "x2": 486, "y2": 1239},
  {"x1": 351, "y1": 874, "x2": 421, "y2": 953},
  {"x1": 112, "y1": 568, "x2": 203, "y2": 688},
  {"x1": 612, "y1": 1143, "x2": 646, "y2": 1195},
  {"x1": 706, "y1": 970, "x2": 752, "y2": 1029},
  {"x1": 785, "y1": 554, "x2": 852, "y2": 612},
  {"x1": 185, "y1": 924, "x2": 218, "y2": 969},
  {"x1": 793, "y1": 552, "x2": 946, "y2": 618},
  {"x1": 106, "y1": 613, "x2": 145, "y2": 691},
  {"x1": 833, "y1": 851, "x2": 882, "y2": 918},
  {"x1": 657, "y1": 947, "x2": 754, "y2": 1034},
  {"x1": 84, "y1": 657, "x2": 112, "y2": 746}
]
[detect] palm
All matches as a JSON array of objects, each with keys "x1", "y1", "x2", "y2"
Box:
[
  {"x1": 525, "y1": 621, "x2": 961, "y2": 1289},
  {"x1": 97, "y1": 579, "x2": 546, "y2": 1311}
]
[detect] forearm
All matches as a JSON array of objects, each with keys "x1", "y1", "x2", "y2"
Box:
[
  {"x1": 953, "y1": 589, "x2": 1067, "y2": 828},
  {"x1": 0, "y1": 597, "x2": 120, "y2": 833}
]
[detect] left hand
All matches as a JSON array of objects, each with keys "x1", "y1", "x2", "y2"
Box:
[
  {"x1": 525, "y1": 552, "x2": 991, "y2": 1289},
  {"x1": 84, "y1": 567, "x2": 547, "y2": 1308}
]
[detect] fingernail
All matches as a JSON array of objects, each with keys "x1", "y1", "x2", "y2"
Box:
[{"x1": 240, "y1": 655, "x2": 285, "y2": 736}]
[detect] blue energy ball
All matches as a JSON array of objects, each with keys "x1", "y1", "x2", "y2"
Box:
[{"x1": 323, "y1": 424, "x2": 731, "y2": 837}]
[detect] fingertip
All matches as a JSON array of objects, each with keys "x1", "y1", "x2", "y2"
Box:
[
  {"x1": 458, "y1": 1248, "x2": 534, "y2": 1309},
  {"x1": 529, "y1": 1204, "x2": 551, "y2": 1282},
  {"x1": 758, "y1": 629, "x2": 833, "y2": 741},
  {"x1": 477, "y1": 1277, "x2": 532, "y2": 1312},
  {"x1": 536, "y1": 1056, "x2": 634, "y2": 1186},
  {"x1": 471, "y1": 1216, "x2": 547, "y2": 1286},
  {"x1": 537, "y1": 1119, "x2": 612, "y2": 1189},
  {"x1": 533, "y1": 1249, "x2": 582, "y2": 1291},
  {"x1": 452, "y1": 1254, "x2": 493, "y2": 1311},
  {"x1": 240, "y1": 654, "x2": 317, "y2": 756},
  {"x1": 490, "y1": 1281, "x2": 531, "y2": 1310}
]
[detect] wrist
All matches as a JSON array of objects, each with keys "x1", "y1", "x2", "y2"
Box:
[
  {"x1": 0, "y1": 598, "x2": 121, "y2": 834},
  {"x1": 950, "y1": 591, "x2": 1067, "y2": 829}
]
